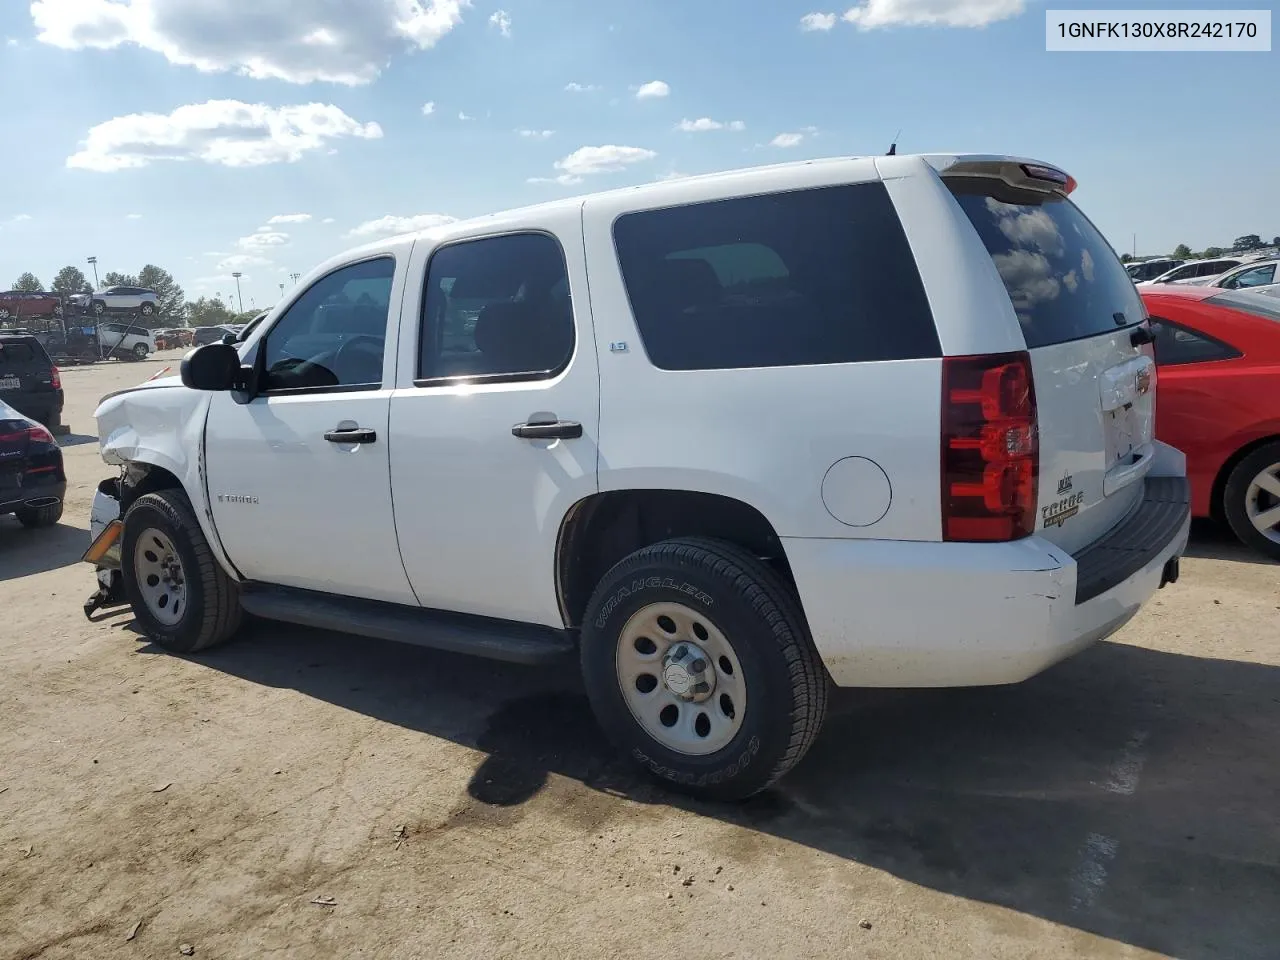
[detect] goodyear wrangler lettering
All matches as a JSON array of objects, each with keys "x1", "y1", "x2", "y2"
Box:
[{"x1": 594, "y1": 578, "x2": 714, "y2": 628}]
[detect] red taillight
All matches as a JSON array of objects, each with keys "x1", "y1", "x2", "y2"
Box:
[
  {"x1": 941, "y1": 352, "x2": 1038, "y2": 542},
  {"x1": 50, "y1": 366, "x2": 62, "y2": 389},
  {"x1": 27, "y1": 423, "x2": 56, "y2": 445}
]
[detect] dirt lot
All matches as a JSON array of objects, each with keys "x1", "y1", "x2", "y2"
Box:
[{"x1": 2, "y1": 355, "x2": 1278, "y2": 960}]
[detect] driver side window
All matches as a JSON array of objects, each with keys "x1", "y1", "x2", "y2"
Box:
[{"x1": 261, "y1": 257, "x2": 395, "y2": 393}]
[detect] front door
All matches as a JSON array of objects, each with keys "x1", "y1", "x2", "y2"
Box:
[
  {"x1": 203, "y1": 253, "x2": 418, "y2": 605},
  {"x1": 389, "y1": 213, "x2": 600, "y2": 627}
]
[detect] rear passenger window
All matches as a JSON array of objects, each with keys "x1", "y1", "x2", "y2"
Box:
[
  {"x1": 1148, "y1": 317, "x2": 1241, "y2": 365},
  {"x1": 0, "y1": 342, "x2": 37, "y2": 364},
  {"x1": 419, "y1": 232, "x2": 574, "y2": 382},
  {"x1": 612, "y1": 183, "x2": 940, "y2": 371}
]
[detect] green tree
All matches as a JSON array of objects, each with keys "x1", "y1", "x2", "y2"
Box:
[
  {"x1": 1202, "y1": 246, "x2": 1225, "y2": 258},
  {"x1": 1272, "y1": 236, "x2": 1280, "y2": 248},
  {"x1": 1173, "y1": 243, "x2": 1191, "y2": 259},
  {"x1": 137, "y1": 264, "x2": 185, "y2": 325},
  {"x1": 1232, "y1": 234, "x2": 1262, "y2": 251},
  {"x1": 1120, "y1": 253, "x2": 1132, "y2": 263},
  {"x1": 11, "y1": 272, "x2": 43, "y2": 292},
  {"x1": 187, "y1": 296, "x2": 234, "y2": 327},
  {"x1": 50, "y1": 265, "x2": 91, "y2": 298},
  {"x1": 102, "y1": 270, "x2": 139, "y2": 287}
]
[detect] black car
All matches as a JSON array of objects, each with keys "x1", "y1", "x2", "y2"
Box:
[
  {"x1": 192, "y1": 325, "x2": 235, "y2": 346},
  {"x1": 0, "y1": 397, "x2": 66, "y2": 528},
  {"x1": 0, "y1": 335, "x2": 64, "y2": 430}
]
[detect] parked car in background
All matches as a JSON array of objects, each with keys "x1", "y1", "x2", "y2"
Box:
[
  {"x1": 0, "y1": 335, "x2": 63, "y2": 430},
  {"x1": 1141, "y1": 285, "x2": 1280, "y2": 560},
  {"x1": 70, "y1": 286, "x2": 159, "y2": 317},
  {"x1": 191, "y1": 325, "x2": 237, "y2": 346},
  {"x1": 1142, "y1": 257, "x2": 1245, "y2": 286},
  {"x1": 154, "y1": 328, "x2": 194, "y2": 350},
  {"x1": 97, "y1": 321, "x2": 156, "y2": 360},
  {"x1": 1196, "y1": 258, "x2": 1280, "y2": 291},
  {"x1": 0, "y1": 396, "x2": 66, "y2": 529},
  {"x1": 1126, "y1": 258, "x2": 1183, "y2": 283}
]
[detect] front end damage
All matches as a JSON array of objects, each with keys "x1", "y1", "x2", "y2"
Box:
[{"x1": 82, "y1": 476, "x2": 126, "y2": 618}]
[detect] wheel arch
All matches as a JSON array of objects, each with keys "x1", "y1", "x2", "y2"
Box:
[{"x1": 555, "y1": 489, "x2": 795, "y2": 629}]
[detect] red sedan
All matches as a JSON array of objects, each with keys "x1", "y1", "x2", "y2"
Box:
[{"x1": 1140, "y1": 285, "x2": 1280, "y2": 560}]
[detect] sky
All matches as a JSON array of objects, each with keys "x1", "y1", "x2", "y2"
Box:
[{"x1": 0, "y1": 0, "x2": 1276, "y2": 312}]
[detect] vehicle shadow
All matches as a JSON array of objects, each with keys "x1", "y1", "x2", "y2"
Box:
[
  {"x1": 1183, "y1": 518, "x2": 1277, "y2": 565},
  {"x1": 130, "y1": 617, "x2": 1279, "y2": 960},
  {"x1": 0, "y1": 520, "x2": 88, "y2": 580},
  {"x1": 55, "y1": 432, "x2": 99, "y2": 449}
]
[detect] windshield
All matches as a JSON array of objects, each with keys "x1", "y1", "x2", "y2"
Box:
[{"x1": 948, "y1": 177, "x2": 1144, "y2": 348}]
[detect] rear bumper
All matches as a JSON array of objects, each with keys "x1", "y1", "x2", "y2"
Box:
[
  {"x1": 0, "y1": 476, "x2": 67, "y2": 515},
  {"x1": 783, "y1": 476, "x2": 1191, "y2": 689}
]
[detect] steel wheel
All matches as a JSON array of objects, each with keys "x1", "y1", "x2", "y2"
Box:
[
  {"x1": 615, "y1": 601, "x2": 746, "y2": 756},
  {"x1": 132, "y1": 527, "x2": 187, "y2": 626},
  {"x1": 1245, "y1": 462, "x2": 1280, "y2": 545}
]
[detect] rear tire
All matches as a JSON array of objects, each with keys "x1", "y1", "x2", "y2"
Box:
[
  {"x1": 580, "y1": 537, "x2": 828, "y2": 801},
  {"x1": 121, "y1": 490, "x2": 242, "y2": 653},
  {"x1": 16, "y1": 501, "x2": 63, "y2": 528},
  {"x1": 1223, "y1": 441, "x2": 1280, "y2": 562},
  {"x1": 140, "y1": 302, "x2": 155, "y2": 316},
  {"x1": 92, "y1": 300, "x2": 105, "y2": 316},
  {"x1": 131, "y1": 342, "x2": 149, "y2": 361}
]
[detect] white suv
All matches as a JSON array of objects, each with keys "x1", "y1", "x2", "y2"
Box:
[
  {"x1": 97, "y1": 321, "x2": 156, "y2": 360},
  {"x1": 91, "y1": 286, "x2": 159, "y2": 317},
  {"x1": 85, "y1": 153, "x2": 1190, "y2": 800}
]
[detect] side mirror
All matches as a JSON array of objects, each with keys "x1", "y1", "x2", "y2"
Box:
[{"x1": 180, "y1": 343, "x2": 241, "y2": 391}]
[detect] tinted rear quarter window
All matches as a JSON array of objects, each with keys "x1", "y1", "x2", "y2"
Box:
[
  {"x1": 612, "y1": 182, "x2": 940, "y2": 371},
  {"x1": 1208, "y1": 290, "x2": 1280, "y2": 322},
  {"x1": 947, "y1": 178, "x2": 1143, "y2": 349},
  {"x1": 0, "y1": 341, "x2": 40, "y2": 366}
]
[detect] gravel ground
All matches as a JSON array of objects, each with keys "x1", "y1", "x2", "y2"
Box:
[{"x1": 1, "y1": 353, "x2": 1277, "y2": 960}]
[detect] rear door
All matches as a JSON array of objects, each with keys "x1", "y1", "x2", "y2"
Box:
[{"x1": 946, "y1": 175, "x2": 1155, "y2": 553}]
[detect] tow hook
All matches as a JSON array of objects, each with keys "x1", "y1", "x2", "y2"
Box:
[{"x1": 1159, "y1": 556, "x2": 1180, "y2": 589}]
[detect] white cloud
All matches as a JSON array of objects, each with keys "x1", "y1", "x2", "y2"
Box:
[
  {"x1": 488, "y1": 9, "x2": 512, "y2": 37},
  {"x1": 676, "y1": 117, "x2": 745, "y2": 133},
  {"x1": 564, "y1": 82, "x2": 597, "y2": 93},
  {"x1": 517, "y1": 128, "x2": 554, "y2": 139},
  {"x1": 124, "y1": 212, "x2": 143, "y2": 219},
  {"x1": 458, "y1": 110, "x2": 472, "y2": 120},
  {"x1": 1, "y1": 214, "x2": 32, "y2": 229},
  {"x1": 30, "y1": 0, "x2": 471, "y2": 85},
  {"x1": 238, "y1": 231, "x2": 290, "y2": 250},
  {"x1": 800, "y1": 12, "x2": 838, "y2": 30},
  {"x1": 66, "y1": 99, "x2": 382, "y2": 171},
  {"x1": 655, "y1": 170, "x2": 689, "y2": 182},
  {"x1": 322, "y1": 217, "x2": 336, "y2": 224},
  {"x1": 842, "y1": 0, "x2": 1024, "y2": 29},
  {"x1": 421, "y1": 100, "x2": 435, "y2": 116},
  {"x1": 267, "y1": 213, "x2": 311, "y2": 224},
  {"x1": 770, "y1": 132, "x2": 804, "y2": 148},
  {"x1": 530, "y1": 145, "x2": 657, "y2": 185},
  {"x1": 216, "y1": 253, "x2": 273, "y2": 273},
  {"x1": 347, "y1": 213, "x2": 456, "y2": 238},
  {"x1": 634, "y1": 80, "x2": 669, "y2": 100},
  {"x1": 4, "y1": 38, "x2": 17, "y2": 47}
]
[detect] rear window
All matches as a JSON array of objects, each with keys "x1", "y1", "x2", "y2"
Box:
[
  {"x1": 613, "y1": 182, "x2": 940, "y2": 371},
  {"x1": 0, "y1": 341, "x2": 42, "y2": 366},
  {"x1": 948, "y1": 178, "x2": 1144, "y2": 348},
  {"x1": 1207, "y1": 290, "x2": 1280, "y2": 322}
]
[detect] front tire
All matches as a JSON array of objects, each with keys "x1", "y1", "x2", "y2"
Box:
[
  {"x1": 16, "y1": 501, "x2": 63, "y2": 528},
  {"x1": 92, "y1": 300, "x2": 105, "y2": 316},
  {"x1": 1223, "y1": 441, "x2": 1280, "y2": 562},
  {"x1": 581, "y1": 537, "x2": 828, "y2": 801},
  {"x1": 140, "y1": 302, "x2": 155, "y2": 316},
  {"x1": 120, "y1": 490, "x2": 242, "y2": 653}
]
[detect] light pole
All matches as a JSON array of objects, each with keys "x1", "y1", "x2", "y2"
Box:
[
  {"x1": 279, "y1": 282, "x2": 285, "y2": 298},
  {"x1": 289, "y1": 273, "x2": 300, "y2": 285},
  {"x1": 87, "y1": 256, "x2": 100, "y2": 289},
  {"x1": 231, "y1": 272, "x2": 244, "y2": 313}
]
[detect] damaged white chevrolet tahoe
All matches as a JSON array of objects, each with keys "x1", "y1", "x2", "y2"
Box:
[{"x1": 85, "y1": 154, "x2": 1191, "y2": 800}]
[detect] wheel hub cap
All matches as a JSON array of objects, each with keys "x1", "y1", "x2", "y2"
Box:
[
  {"x1": 614, "y1": 601, "x2": 746, "y2": 756},
  {"x1": 662, "y1": 642, "x2": 715, "y2": 701},
  {"x1": 133, "y1": 527, "x2": 187, "y2": 626}
]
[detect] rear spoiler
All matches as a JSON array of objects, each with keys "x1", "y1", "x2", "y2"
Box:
[{"x1": 915, "y1": 154, "x2": 1078, "y2": 196}]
